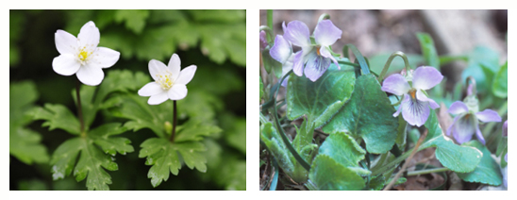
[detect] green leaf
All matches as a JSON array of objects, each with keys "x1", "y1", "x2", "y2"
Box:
[
  {"x1": 9, "y1": 127, "x2": 49, "y2": 165},
  {"x1": 461, "y1": 46, "x2": 500, "y2": 94},
  {"x1": 308, "y1": 155, "x2": 365, "y2": 190},
  {"x1": 114, "y1": 10, "x2": 150, "y2": 34},
  {"x1": 492, "y1": 61, "x2": 507, "y2": 98},
  {"x1": 174, "y1": 119, "x2": 222, "y2": 143},
  {"x1": 322, "y1": 74, "x2": 398, "y2": 154},
  {"x1": 457, "y1": 140, "x2": 503, "y2": 186},
  {"x1": 420, "y1": 110, "x2": 482, "y2": 173},
  {"x1": 287, "y1": 64, "x2": 355, "y2": 129},
  {"x1": 260, "y1": 122, "x2": 301, "y2": 182},
  {"x1": 107, "y1": 94, "x2": 171, "y2": 137},
  {"x1": 50, "y1": 123, "x2": 134, "y2": 190},
  {"x1": 223, "y1": 117, "x2": 246, "y2": 154},
  {"x1": 318, "y1": 132, "x2": 366, "y2": 170},
  {"x1": 29, "y1": 104, "x2": 81, "y2": 135},
  {"x1": 139, "y1": 137, "x2": 208, "y2": 187},
  {"x1": 9, "y1": 81, "x2": 49, "y2": 165},
  {"x1": 416, "y1": 32, "x2": 440, "y2": 68}
]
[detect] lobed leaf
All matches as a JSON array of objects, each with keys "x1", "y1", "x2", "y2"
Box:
[
  {"x1": 29, "y1": 104, "x2": 81, "y2": 135},
  {"x1": 50, "y1": 123, "x2": 134, "y2": 190},
  {"x1": 139, "y1": 137, "x2": 208, "y2": 187}
]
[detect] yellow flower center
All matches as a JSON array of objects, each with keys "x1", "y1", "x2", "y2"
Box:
[
  {"x1": 156, "y1": 72, "x2": 174, "y2": 90},
  {"x1": 409, "y1": 89, "x2": 417, "y2": 100},
  {"x1": 77, "y1": 47, "x2": 91, "y2": 63},
  {"x1": 316, "y1": 47, "x2": 321, "y2": 56}
]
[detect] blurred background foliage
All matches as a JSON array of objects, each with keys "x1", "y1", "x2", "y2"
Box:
[{"x1": 10, "y1": 10, "x2": 246, "y2": 190}]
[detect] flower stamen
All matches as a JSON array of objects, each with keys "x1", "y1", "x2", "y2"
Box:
[{"x1": 156, "y1": 72, "x2": 174, "y2": 90}]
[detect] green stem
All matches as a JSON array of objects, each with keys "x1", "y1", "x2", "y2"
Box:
[
  {"x1": 337, "y1": 60, "x2": 360, "y2": 67},
  {"x1": 76, "y1": 78, "x2": 85, "y2": 136},
  {"x1": 371, "y1": 148, "x2": 413, "y2": 176},
  {"x1": 318, "y1": 13, "x2": 330, "y2": 22},
  {"x1": 259, "y1": 25, "x2": 275, "y2": 44},
  {"x1": 377, "y1": 51, "x2": 411, "y2": 83},
  {"x1": 170, "y1": 100, "x2": 177, "y2": 143},
  {"x1": 342, "y1": 44, "x2": 370, "y2": 75},
  {"x1": 272, "y1": 70, "x2": 311, "y2": 171},
  {"x1": 407, "y1": 167, "x2": 449, "y2": 176},
  {"x1": 267, "y1": 10, "x2": 273, "y2": 43}
]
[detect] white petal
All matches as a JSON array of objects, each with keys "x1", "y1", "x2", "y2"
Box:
[
  {"x1": 148, "y1": 91, "x2": 169, "y2": 105},
  {"x1": 138, "y1": 82, "x2": 163, "y2": 97},
  {"x1": 55, "y1": 30, "x2": 78, "y2": 55},
  {"x1": 175, "y1": 65, "x2": 197, "y2": 85},
  {"x1": 78, "y1": 21, "x2": 100, "y2": 51},
  {"x1": 168, "y1": 84, "x2": 188, "y2": 100},
  {"x1": 149, "y1": 59, "x2": 168, "y2": 81},
  {"x1": 52, "y1": 54, "x2": 81, "y2": 76},
  {"x1": 412, "y1": 66, "x2": 443, "y2": 90},
  {"x1": 93, "y1": 47, "x2": 120, "y2": 68},
  {"x1": 381, "y1": 74, "x2": 410, "y2": 96},
  {"x1": 168, "y1": 53, "x2": 181, "y2": 81},
  {"x1": 76, "y1": 64, "x2": 105, "y2": 86},
  {"x1": 416, "y1": 90, "x2": 439, "y2": 109}
]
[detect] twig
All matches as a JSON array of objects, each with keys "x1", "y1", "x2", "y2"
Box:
[{"x1": 383, "y1": 129, "x2": 428, "y2": 191}]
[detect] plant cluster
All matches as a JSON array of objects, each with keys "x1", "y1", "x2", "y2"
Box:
[
  {"x1": 259, "y1": 11, "x2": 507, "y2": 190},
  {"x1": 10, "y1": 10, "x2": 246, "y2": 190}
]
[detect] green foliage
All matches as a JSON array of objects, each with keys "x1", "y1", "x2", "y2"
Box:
[
  {"x1": 421, "y1": 110, "x2": 482, "y2": 173},
  {"x1": 308, "y1": 155, "x2": 365, "y2": 190},
  {"x1": 322, "y1": 74, "x2": 399, "y2": 154},
  {"x1": 260, "y1": 121, "x2": 300, "y2": 182},
  {"x1": 30, "y1": 104, "x2": 81, "y2": 135},
  {"x1": 457, "y1": 141, "x2": 503, "y2": 186},
  {"x1": 492, "y1": 61, "x2": 507, "y2": 98},
  {"x1": 416, "y1": 32, "x2": 440, "y2": 68},
  {"x1": 317, "y1": 132, "x2": 369, "y2": 175},
  {"x1": 10, "y1": 81, "x2": 50, "y2": 165},
  {"x1": 287, "y1": 64, "x2": 355, "y2": 128},
  {"x1": 50, "y1": 123, "x2": 133, "y2": 190},
  {"x1": 461, "y1": 46, "x2": 500, "y2": 94},
  {"x1": 139, "y1": 137, "x2": 211, "y2": 187}
]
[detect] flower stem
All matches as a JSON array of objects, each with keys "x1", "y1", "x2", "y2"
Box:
[
  {"x1": 76, "y1": 78, "x2": 85, "y2": 135},
  {"x1": 377, "y1": 51, "x2": 411, "y2": 83},
  {"x1": 266, "y1": 10, "x2": 273, "y2": 43},
  {"x1": 406, "y1": 167, "x2": 449, "y2": 176},
  {"x1": 170, "y1": 100, "x2": 177, "y2": 143}
]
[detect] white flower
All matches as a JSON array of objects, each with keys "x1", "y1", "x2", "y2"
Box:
[
  {"x1": 138, "y1": 53, "x2": 197, "y2": 105},
  {"x1": 52, "y1": 21, "x2": 120, "y2": 86}
]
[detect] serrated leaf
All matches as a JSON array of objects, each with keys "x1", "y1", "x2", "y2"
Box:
[
  {"x1": 9, "y1": 81, "x2": 49, "y2": 165},
  {"x1": 29, "y1": 104, "x2": 81, "y2": 135},
  {"x1": 322, "y1": 74, "x2": 398, "y2": 154},
  {"x1": 492, "y1": 61, "x2": 507, "y2": 98},
  {"x1": 457, "y1": 140, "x2": 503, "y2": 185},
  {"x1": 50, "y1": 123, "x2": 133, "y2": 190},
  {"x1": 309, "y1": 155, "x2": 365, "y2": 190},
  {"x1": 420, "y1": 110, "x2": 482, "y2": 173},
  {"x1": 287, "y1": 64, "x2": 355, "y2": 129},
  {"x1": 139, "y1": 137, "x2": 208, "y2": 187},
  {"x1": 9, "y1": 127, "x2": 49, "y2": 165},
  {"x1": 318, "y1": 132, "x2": 366, "y2": 170},
  {"x1": 114, "y1": 10, "x2": 149, "y2": 34},
  {"x1": 108, "y1": 94, "x2": 171, "y2": 137},
  {"x1": 174, "y1": 120, "x2": 222, "y2": 143}
]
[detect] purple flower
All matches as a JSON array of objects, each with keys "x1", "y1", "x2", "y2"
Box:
[
  {"x1": 283, "y1": 20, "x2": 342, "y2": 82},
  {"x1": 270, "y1": 34, "x2": 294, "y2": 87},
  {"x1": 260, "y1": 31, "x2": 268, "y2": 51},
  {"x1": 446, "y1": 101, "x2": 502, "y2": 144},
  {"x1": 381, "y1": 66, "x2": 443, "y2": 127}
]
